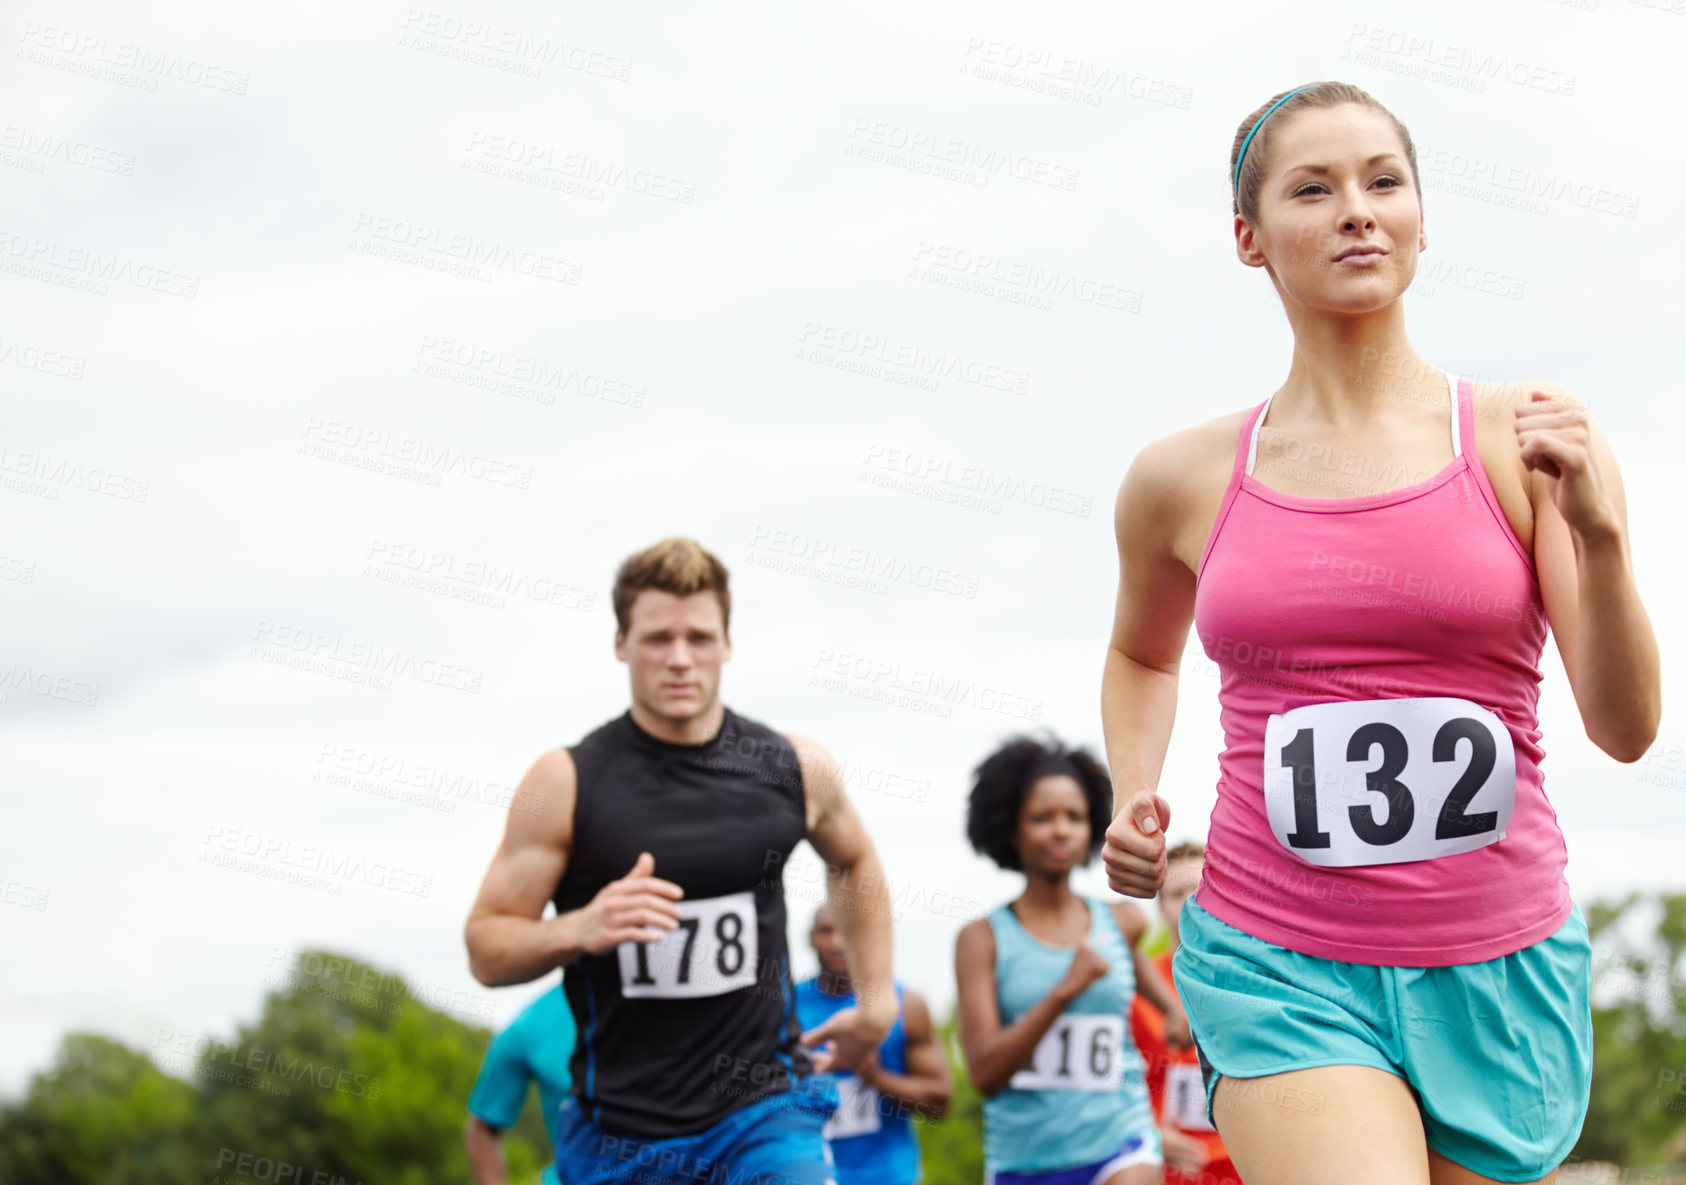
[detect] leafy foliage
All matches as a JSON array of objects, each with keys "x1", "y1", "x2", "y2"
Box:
[
  {"x1": 915, "y1": 1012, "x2": 985, "y2": 1185},
  {"x1": 0, "y1": 1034, "x2": 199, "y2": 1184},
  {"x1": 0, "y1": 950, "x2": 550, "y2": 1185},
  {"x1": 1572, "y1": 893, "x2": 1686, "y2": 1168},
  {"x1": 3, "y1": 902, "x2": 1685, "y2": 1184}
]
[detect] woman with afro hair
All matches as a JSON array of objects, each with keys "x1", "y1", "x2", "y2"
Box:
[{"x1": 954, "y1": 734, "x2": 1191, "y2": 1185}]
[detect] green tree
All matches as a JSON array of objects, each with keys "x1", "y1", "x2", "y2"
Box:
[
  {"x1": 8, "y1": 906, "x2": 1686, "y2": 1184},
  {"x1": 194, "y1": 949, "x2": 550, "y2": 1183},
  {"x1": 190, "y1": 949, "x2": 401, "y2": 1179},
  {"x1": 1574, "y1": 893, "x2": 1686, "y2": 1168},
  {"x1": 0, "y1": 1033, "x2": 199, "y2": 1184},
  {"x1": 0, "y1": 950, "x2": 551, "y2": 1185},
  {"x1": 916, "y1": 1012, "x2": 984, "y2": 1185},
  {"x1": 324, "y1": 982, "x2": 495, "y2": 1182}
]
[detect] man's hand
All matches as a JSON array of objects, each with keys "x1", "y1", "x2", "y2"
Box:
[
  {"x1": 801, "y1": 998, "x2": 897, "y2": 1074},
  {"x1": 569, "y1": 852, "x2": 682, "y2": 956},
  {"x1": 1102, "y1": 790, "x2": 1170, "y2": 898},
  {"x1": 1163, "y1": 1003, "x2": 1193, "y2": 1050},
  {"x1": 1161, "y1": 1125, "x2": 1209, "y2": 1175}
]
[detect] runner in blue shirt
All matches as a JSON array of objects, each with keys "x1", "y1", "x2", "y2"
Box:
[
  {"x1": 466, "y1": 986, "x2": 576, "y2": 1185},
  {"x1": 796, "y1": 904, "x2": 952, "y2": 1185}
]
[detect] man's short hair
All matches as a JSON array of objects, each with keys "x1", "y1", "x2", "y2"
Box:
[
  {"x1": 612, "y1": 537, "x2": 731, "y2": 637},
  {"x1": 1166, "y1": 841, "x2": 1206, "y2": 866}
]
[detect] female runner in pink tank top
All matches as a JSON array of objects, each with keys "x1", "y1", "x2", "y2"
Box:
[{"x1": 1096, "y1": 81, "x2": 1661, "y2": 1185}]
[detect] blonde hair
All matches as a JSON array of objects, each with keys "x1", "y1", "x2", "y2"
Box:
[
  {"x1": 1166, "y1": 841, "x2": 1206, "y2": 866},
  {"x1": 1230, "y1": 81, "x2": 1422, "y2": 223},
  {"x1": 611, "y1": 537, "x2": 731, "y2": 637}
]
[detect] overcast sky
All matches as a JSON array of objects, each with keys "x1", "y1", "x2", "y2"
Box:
[{"x1": 2, "y1": 0, "x2": 1682, "y2": 1098}]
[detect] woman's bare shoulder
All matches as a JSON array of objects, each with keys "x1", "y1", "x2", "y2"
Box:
[
  {"x1": 955, "y1": 916, "x2": 997, "y2": 960},
  {"x1": 1119, "y1": 407, "x2": 1250, "y2": 510}
]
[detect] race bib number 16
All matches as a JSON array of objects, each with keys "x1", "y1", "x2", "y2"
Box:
[
  {"x1": 617, "y1": 891, "x2": 758, "y2": 999},
  {"x1": 1009, "y1": 1014, "x2": 1125, "y2": 1092},
  {"x1": 1263, "y1": 697, "x2": 1516, "y2": 868}
]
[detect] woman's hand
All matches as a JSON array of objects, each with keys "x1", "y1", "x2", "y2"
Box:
[
  {"x1": 1058, "y1": 937, "x2": 1111, "y2": 998},
  {"x1": 1102, "y1": 790, "x2": 1170, "y2": 898},
  {"x1": 1515, "y1": 391, "x2": 1620, "y2": 542}
]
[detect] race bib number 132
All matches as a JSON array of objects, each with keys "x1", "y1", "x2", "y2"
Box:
[
  {"x1": 616, "y1": 891, "x2": 758, "y2": 999},
  {"x1": 1263, "y1": 697, "x2": 1516, "y2": 868}
]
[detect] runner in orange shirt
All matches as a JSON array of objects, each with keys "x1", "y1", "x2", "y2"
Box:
[{"x1": 1129, "y1": 842, "x2": 1240, "y2": 1185}]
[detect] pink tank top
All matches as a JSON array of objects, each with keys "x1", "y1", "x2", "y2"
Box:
[{"x1": 1192, "y1": 371, "x2": 1570, "y2": 966}]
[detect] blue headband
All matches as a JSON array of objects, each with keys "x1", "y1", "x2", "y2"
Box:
[{"x1": 1234, "y1": 85, "x2": 1317, "y2": 199}]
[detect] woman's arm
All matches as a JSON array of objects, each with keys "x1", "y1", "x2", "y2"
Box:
[
  {"x1": 1517, "y1": 386, "x2": 1661, "y2": 761},
  {"x1": 954, "y1": 919, "x2": 1109, "y2": 1098},
  {"x1": 1100, "y1": 433, "x2": 1208, "y2": 896}
]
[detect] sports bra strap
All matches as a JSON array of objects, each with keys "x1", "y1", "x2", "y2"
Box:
[
  {"x1": 1446, "y1": 369, "x2": 1463, "y2": 457},
  {"x1": 1243, "y1": 396, "x2": 1272, "y2": 477},
  {"x1": 1244, "y1": 368, "x2": 1462, "y2": 477}
]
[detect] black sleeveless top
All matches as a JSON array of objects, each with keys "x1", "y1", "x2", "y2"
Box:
[{"x1": 554, "y1": 706, "x2": 813, "y2": 1136}]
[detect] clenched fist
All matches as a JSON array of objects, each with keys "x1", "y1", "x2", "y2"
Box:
[
  {"x1": 1102, "y1": 790, "x2": 1170, "y2": 899},
  {"x1": 572, "y1": 852, "x2": 683, "y2": 956},
  {"x1": 1060, "y1": 937, "x2": 1111, "y2": 997}
]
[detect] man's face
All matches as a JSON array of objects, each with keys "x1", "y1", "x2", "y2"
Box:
[
  {"x1": 1160, "y1": 857, "x2": 1203, "y2": 941},
  {"x1": 809, "y1": 907, "x2": 849, "y2": 979},
  {"x1": 614, "y1": 590, "x2": 730, "y2": 724}
]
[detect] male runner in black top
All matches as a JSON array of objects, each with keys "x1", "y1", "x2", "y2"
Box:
[{"x1": 465, "y1": 536, "x2": 896, "y2": 1185}]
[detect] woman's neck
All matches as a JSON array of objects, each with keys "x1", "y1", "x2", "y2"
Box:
[
  {"x1": 1016, "y1": 871, "x2": 1076, "y2": 913},
  {"x1": 1273, "y1": 302, "x2": 1437, "y2": 430}
]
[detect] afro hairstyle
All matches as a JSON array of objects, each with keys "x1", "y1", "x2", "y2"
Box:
[{"x1": 965, "y1": 733, "x2": 1113, "y2": 872}]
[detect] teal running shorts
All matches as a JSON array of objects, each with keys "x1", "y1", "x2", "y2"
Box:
[{"x1": 1172, "y1": 896, "x2": 1592, "y2": 1183}]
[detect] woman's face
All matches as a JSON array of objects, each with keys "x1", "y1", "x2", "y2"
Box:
[
  {"x1": 1012, "y1": 774, "x2": 1090, "y2": 876},
  {"x1": 1236, "y1": 102, "x2": 1425, "y2": 315}
]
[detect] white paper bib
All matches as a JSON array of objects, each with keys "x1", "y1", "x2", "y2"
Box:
[
  {"x1": 616, "y1": 891, "x2": 758, "y2": 998},
  {"x1": 1164, "y1": 1062, "x2": 1215, "y2": 1131},
  {"x1": 823, "y1": 1076, "x2": 884, "y2": 1139},
  {"x1": 1009, "y1": 1014, "x2": 1125, "y2": 1093},
  {"x1": 1263, "y1": 697, "x2": 1515, "y2": 867}
]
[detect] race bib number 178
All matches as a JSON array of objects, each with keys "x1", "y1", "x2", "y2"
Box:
[
  {"x1": 616, "y1": 891, "x2": 758, "y2": 999},
  {"x1": 1263, "y1": 697, "x2": 1516, "y2": 868}
]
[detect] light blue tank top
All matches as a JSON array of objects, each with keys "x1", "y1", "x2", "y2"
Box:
[{"x1": 982, "y1": 897, "x2": 1155, "y2": 1173}]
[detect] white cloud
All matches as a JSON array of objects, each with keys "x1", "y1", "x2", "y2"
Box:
[{"x1": 1, "y1": 0, "x2": 1681, "y2": 1098}]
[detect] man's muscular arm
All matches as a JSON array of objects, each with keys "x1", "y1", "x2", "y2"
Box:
[
  {"x1": 464, "y1": 749, "x2": 682, "y2": 986},
  {"x1": 788, "y1": 734, "x2": 897, "y2": 1069},
  {"x1": 857, "y1": 989, "x2": 952, "y2": 1122},
  {"x1": 464, "y1": 1115, "x2": 508, "y2": 1185}
]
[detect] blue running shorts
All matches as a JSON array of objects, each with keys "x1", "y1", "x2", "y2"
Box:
[
  {"x1": 554, "y1": 1078, "x2": 839, "y2": 1185},
  {"x1": 1172, "y1": 897, "x2": 1592, "y2": 1183},
  {"x1": 986, "y1": 1133, "x2": 1159, "y2": 1185}
]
